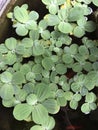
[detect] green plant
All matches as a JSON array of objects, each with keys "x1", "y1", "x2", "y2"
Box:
[{"x1": 0, "y1": 0, "x2": 98, "y2": 130}]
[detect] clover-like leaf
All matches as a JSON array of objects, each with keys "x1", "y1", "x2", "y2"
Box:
[
  {"x1": 32, "y1": 64, "x2": 43, "y2": 74},
  {"x1": 85, "y1": 71, "x2": 97, "y2": 90},
  {"x1": 26, "y1": 94, "x2": 38, "y2": 105},
  {"x1": 72, "y1": 63, "x2": 82, "y2": 72},
  {"x1": 50, "y1": 55, "x2": 59, "y2": 63},
  {"x1": 44, "y1": 14, "x2": 60, "y2": 26},
  {"x1": 79, "y1": 45, "x2": 89, "y2": 57},
  {"x1": 33, "y1": 41, "x2": 45, "y2": 56},
  {"x1": 26, "y1": 72, "x2": 35, "y2": 81},
  {"x1": 81, "y1": 103, "x2": 91, "y2": 114},
  {"x1": 30, "y1": 125, "x2": 44, "y2": 130},
  {"x1": 43, "y1": 116, "x2": 55, "y2": 130},
  {"x1": 84, "y1": 21, "x2": 96, "y2": 32},
  {"x1": 21, "y1": 4, "x2": 28, "y2": 9},
  {"x1": 5, "y1": 37, "x2": 17, "y2": 51},
  {"x1": 83, "y1": 62, "x2": 92, "y2": 72},
  {"x1": 41, "y1": 30, "x2": 51, "y2": 40},
  {"x1": 68, "y1": 7, "x2": 84, "y2": 21},
  {"x1": 34, "y1": 74, "x2": 43, "y2": 81},
  {"x1": 23, "y1": 83, "x2": 34, "y2": 94},
  {"x1": 0, "y1": 44, "x2": 8, "y2": 53},
  {"x1": 77, "y1": 17, "x2": 87, "y2": 27},
  {"x1": 13, "y1": 103, "x2": 32, "y2": 121},
  {"x1": 57, "y1": 96, "x2": 67, "y2": 107},
  {"x1": 15, "y1": 89, "x2": 27, "y2": 102},
  {"x1": 34, "y1": 83, "x2": 51, "y2": 102},
  {"x1": 1, "y1": 71, "x2": 12, "y2": 83},
  {"x1": 73, "y1": 26, "x2": 85, "y2": 38},
  {"x1": 42, "y1": 99, "x2": 60, "y2": 114},
  {"x1": 89, "y1": 102, "x2": 97, "y2": 110},
  {"x1": 85, "y1": 92, "x2": 97, "y2": 103},
  {"x1": 42, "y1": 57, "x2": 54, "y2": 70},
  {"x1": 5, "y1": 52, "x2": 17, "y2": 65},
  {"x1": 0, "y1": 84, "x2": 14, "y2": 100},
  {"x1": 58, "y1": 8, "x2": 68, "y2": 21},
  {"x1": 16, "y1": 24, "x2": 28, "y2": 36},
  {"x1": 23, "y1": 48, "x2": 33, "y2": 58},
  {"x1": 14, "y1": 6, "x2": 29, "y2": 23},
  {"x1": 39, "y1": 20, "x2": 48, "y2": 30},
  {"x1": 29, "y1": 30, "x2": 39, "y2": 41},
  {"x1": 71, "y1": 82, "x2": 81, "y2": 92},
  {"x1": 64, "y1": 91, "x2": 73, "y2": 101},
  {"x1": 21, "y1": 38, "x2": 33, "y2": 48},
  {"x1": 62, "y1": 54, "x2": 73, "y2": 64},
  {"x1": 29, "y1": 11, "x2": 39, "y2": 20},
  {"x1": 20, "y1": 64, "x2": 31, "y2": 75},
  {"x1": 93, "y1": 62, "x2": 98, "y2": 70},
  {"x1": 25, "y1": 20, "x2": 37, "y2": 30},
  {"x1": 73, "y1": 93, "x2": 82, "y2": 102},
  {"x1": 62, "y1": 82, "x2": 70, "y2": 91},
  {"x1": 80, "y1": 86, "x2": 88, "y2": 96},
  {"x1": 49, "y1": 4, "x2": 58, "y2": 15},
  {"x1": 32, "y1": 104, "x2": 48, "y2": 124},
  {"x1": 58, "y1": 22, "x2": 73, "y2": 34},
  {"x1": 12, "y1": 71, "x2": 25, "y2": 85},
  {"x1": 70, "y1": 44, "x2": 78, "y2": 55},
  {"x1": 69, "y1": 100, "x2": 78, "y2": 110},
  {"x1": 15, "y1": 44, "x2": 25, "y2": 55},
  {"x1": 2, "y1": 97, "x2": 18, "y2": 107},
  {"x1": 56, "y1": 89, "x2": 64, "y2": 97},
  {"x1": 55, "y1": 63, "x2": 67, "y2": 74}
]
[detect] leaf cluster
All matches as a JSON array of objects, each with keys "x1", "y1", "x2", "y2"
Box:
[{"x1": 0, "y1": 1, "x2": 98, "y2": 130}]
